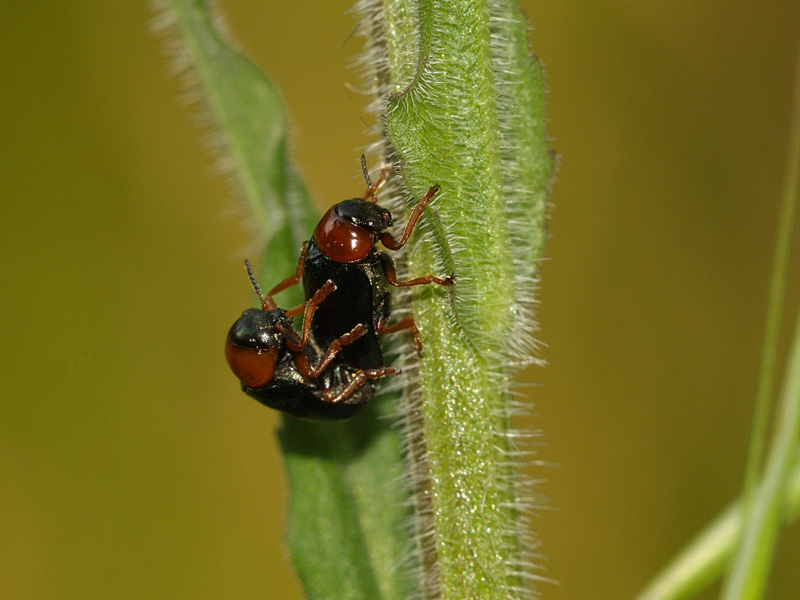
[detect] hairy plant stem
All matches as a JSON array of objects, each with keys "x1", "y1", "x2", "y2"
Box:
[{"x1": 359, "y1": 0, "x2": 554, "y2": 597}]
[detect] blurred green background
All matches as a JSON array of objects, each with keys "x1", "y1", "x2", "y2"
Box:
[{"x1": 3, "y1": 1, "x2": 800, "y2": 598}]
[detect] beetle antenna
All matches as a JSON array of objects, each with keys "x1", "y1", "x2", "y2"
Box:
[
  {"x1": 244, "y1": 259, "x2": 276, "y2": 311},
  {"x1": 361, "y1": 154, "x2": 378, "y2": 203}
]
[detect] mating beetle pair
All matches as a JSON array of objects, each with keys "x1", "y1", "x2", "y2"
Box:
[{"x1": 225, "y1": 158, "x2": 453, "y2": 419}]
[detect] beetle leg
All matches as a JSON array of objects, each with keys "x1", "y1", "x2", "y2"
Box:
[
  {"x1": 377, "y1": 314, "x2": 424, "y2": 356},
  {"x1": 322, "y1": 366, "x2": 398, "y2": 403},
  {"x1": 283, "y1": 280, "x2": 337, "y2": 351},
  {"x1": 380, "y1": 184, "x2": 439, "y2": 250},
  {"x1": 291, "y1": 349, "x2": 313, "y2": 378},
  {"x1": 267, "y1": 241, "x2": 309, "y2": 297},
  {"x1": 284, "y1": 303, "x2": 305, "y2": 318},
  {"x1": 304, "y1": 324, "x2": 367, "y2": 378},
  {"x1": 378, "y1": 252, "x2": 454, "y2": 288}
]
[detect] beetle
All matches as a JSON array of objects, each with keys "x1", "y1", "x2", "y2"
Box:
[
  {"x1": 268, "y1": 157, "x2": 453, "y2": 371},
  {"x1": 225, "y1": 260, "x2": 397, "y2": 420}
]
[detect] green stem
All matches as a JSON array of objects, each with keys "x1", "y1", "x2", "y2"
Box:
[
  {"x1": 720, "y1": 42, "x2": 800, "y2": 600},
  {"x1": 634, "y1": 449, "x2": 800, "y2": 600},
  {"x1": 366, "y1": 0, "x2": 554, "y2": 597},
  {"x1": 741, "y1": 41, "x2": 800, "y2": 515},
  {"x1": 637, "y1": 40, "x2": 800, "y2": 600},
  {"x1": 720, "y1": 315, "x2": 800, "y2": 599}
]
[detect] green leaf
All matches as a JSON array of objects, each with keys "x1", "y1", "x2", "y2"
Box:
[
  {"x1": 153, "y1": 0, "x2": 314, "y2": 251},
  {"x1": 280, "y1": 400, "x2": 414, "y2": 600}
]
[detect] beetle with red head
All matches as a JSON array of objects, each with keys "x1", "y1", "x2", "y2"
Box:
[{"x1": 269, "y1": 157, "x2": 453, "y2": 371}]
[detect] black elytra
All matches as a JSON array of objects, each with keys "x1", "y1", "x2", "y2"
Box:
[{"x1": 302, "y1": 239, "x2": 392, "y2": 370}]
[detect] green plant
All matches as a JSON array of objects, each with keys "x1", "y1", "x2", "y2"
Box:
[
  {"x1": 155, "y1": 0, "x2": 552, "y2": 598},
  {"x1": 154, "y1": 2, "x2": 800, "y2": 599}
]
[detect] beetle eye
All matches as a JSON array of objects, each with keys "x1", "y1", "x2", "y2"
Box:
[{"x1": 225, "y1": 341, "x2": 278, "y2": 388}]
